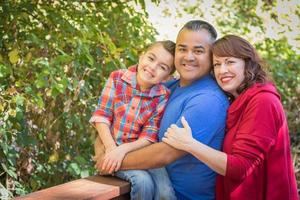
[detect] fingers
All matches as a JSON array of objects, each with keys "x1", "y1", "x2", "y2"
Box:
[
  {"x1": 108, "y1": 161, "x2": 117, "y2": 174},
  {"x1": 101, "y1": 157, "x2": 121, "y2": 174},
  {"x1": 115, "y1": 161, "x2": 121, "y2": 171},
  {"x1": 181, "y1": 116, "x2": 191, "y2": 131},
  {"x1": 162, "y1": 137, "x2": 169, "y2": 144}
]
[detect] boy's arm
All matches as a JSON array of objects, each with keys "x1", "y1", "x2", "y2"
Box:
[
  {"x1": 120, "y1": 138, "x2": 152, "y2": 153},
  {"x1": 91, "y1": 73, "x2": 117, "y2": 167},
  {"x1": 95, "y1": 122, "x2": 116, "y2": 151}
]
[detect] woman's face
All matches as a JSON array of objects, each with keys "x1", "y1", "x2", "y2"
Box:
[{"x1": 213, "y1": 55, "x2": 245, "y2": 98}]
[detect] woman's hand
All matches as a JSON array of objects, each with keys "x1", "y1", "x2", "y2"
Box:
[{"x1": 162, "y1": 116, "x2": 194, "y2": 151}]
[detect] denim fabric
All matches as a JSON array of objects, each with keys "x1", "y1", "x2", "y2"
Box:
[
  {"x1": 148, "y1": 168, "x2": 177, "y2": 200},
  {"x1": 115, "y1": 168, "x2": 176, "y2": 200}
]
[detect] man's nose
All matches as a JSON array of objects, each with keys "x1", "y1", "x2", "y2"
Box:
[{"x1": 184, "y1": 51, "x2": 195, "y2": 61}]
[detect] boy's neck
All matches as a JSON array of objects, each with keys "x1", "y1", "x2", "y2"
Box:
[{"x1": 136, "y1": 77, "x2": 153, "y2": 91}]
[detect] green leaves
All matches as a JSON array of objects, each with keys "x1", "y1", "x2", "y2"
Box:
[
  {"x1": 8, "y1": 49, "x2": 20, "y2": 64},
  {"x1": 0, "y1": 64, "x2": 10, "y2": 79},
  {"x1": 0, "y1": 0, "x2": 155, "y2": 196}
]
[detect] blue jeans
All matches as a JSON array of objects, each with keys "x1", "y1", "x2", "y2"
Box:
[{"x1": 115, "y1": 168, "x2": 176, "y2": 200}]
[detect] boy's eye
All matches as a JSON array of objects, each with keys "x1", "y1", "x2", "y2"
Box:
[
  {"x1": 148, "y1": 56, "x2": 154, "y2": 61},
  {"x1": 178, "y1": 48, "x2": 185, "y2": 52},
  {"x1": 160, "y1": 65, "x2": 168, "y2": 71}
]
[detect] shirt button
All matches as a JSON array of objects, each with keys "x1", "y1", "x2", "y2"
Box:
[{"x1": 131, "y1": 106, "x2": 135, "y2": 109}]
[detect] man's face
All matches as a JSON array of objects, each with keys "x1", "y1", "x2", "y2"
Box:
[{"x1": 175, "y1": 29, "x2": 213, "y2": 86}]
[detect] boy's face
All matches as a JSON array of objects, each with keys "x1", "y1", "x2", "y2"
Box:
[
  {"x1": 175, "y1": 29, "x2": 213, "y2": 86},
  {"x1": 137, "y1": 44, "x2": 174, "y2": 90}
]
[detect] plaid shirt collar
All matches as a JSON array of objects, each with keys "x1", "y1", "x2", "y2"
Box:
[{"x1": 121, "y1": 65, "x2": 169, "y2": 97}]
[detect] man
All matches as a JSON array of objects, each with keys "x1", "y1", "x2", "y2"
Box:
[{"x1": 100, "y1": 20, "x2": 229, "y2": 200}]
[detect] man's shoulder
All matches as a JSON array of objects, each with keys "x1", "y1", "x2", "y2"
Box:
[
  {"x1": 163, "y1": 79, "x2": 180, "y2": 90},
  {"x1": 186, "y1": 78, "x2": 229, "y2": 109}
]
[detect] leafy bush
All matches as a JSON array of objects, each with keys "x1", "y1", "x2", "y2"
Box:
[
  {"x1": 1, "y1": 0, "x2": 299, "y2": 197},
  {"x1": 0, "y1": 0, "x2": 156, "y2": 196}
]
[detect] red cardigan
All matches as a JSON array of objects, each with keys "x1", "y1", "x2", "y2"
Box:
[{"x1": 216, "y1": 83, "x2": 298, "y2": 200}]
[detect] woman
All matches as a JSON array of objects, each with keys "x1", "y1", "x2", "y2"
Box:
[{"x1": 162, "y1": 35, "x2": 298, "y2": 200}]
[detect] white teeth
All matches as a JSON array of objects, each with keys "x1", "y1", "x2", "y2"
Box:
[
  {"x1": 221, "y1": 77, "x2": 232, "y2": 82},
  {"x1": 144, "y1": 70, "x2": 153, "y2": 77}
]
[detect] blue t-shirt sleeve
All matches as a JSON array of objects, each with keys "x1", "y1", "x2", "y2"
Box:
[{"x1": 177, "y1": 93, "x2": 228, "y2": 147}]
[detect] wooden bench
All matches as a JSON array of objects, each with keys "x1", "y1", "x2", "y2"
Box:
[{"x1": 15, "y1": 175, "x2": 130, "y2": 200}]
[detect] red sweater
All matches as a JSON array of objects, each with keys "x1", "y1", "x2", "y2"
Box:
[{"x1": 216, "y1": 83, "x2": 298, "y2": 200}]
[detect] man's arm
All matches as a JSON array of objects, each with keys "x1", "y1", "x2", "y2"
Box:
[{"x1": 120, "y1": 141, "x2": 186, "y2": 170}]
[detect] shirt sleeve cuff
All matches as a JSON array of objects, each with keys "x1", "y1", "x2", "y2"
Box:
[
  {"x1": 89, "y1": 116, "x2": 111, "y2": 126},
  {"x1": 138, "y1": 131, "x2": 158, "y2": 143}
]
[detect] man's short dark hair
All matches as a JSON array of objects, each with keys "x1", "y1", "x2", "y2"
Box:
[{"x1": 179, "y1": 20, "x2": 217, "y2": 41}]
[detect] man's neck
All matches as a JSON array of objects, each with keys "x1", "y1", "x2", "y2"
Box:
[{"x1": 179, "y1": 79, "x2": 193, "y2": 87}]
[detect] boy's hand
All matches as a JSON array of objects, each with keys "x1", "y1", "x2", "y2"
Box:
[
  {"x1": 101, "y1": 145, "x2": 127, "y2": 174},
  {"x1": 94, "y1": 153, "x2": 105, "y2": 173}
]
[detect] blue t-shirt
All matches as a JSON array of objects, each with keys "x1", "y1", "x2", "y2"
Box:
[{"x1": 159, "y1": 75, "x2": 229, "y2": 200}]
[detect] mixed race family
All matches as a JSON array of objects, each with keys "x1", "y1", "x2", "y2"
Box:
[{"x1": 89, "y1": 20, "x2": 298, "y2": 200}]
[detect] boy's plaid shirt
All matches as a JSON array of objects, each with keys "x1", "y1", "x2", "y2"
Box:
[{"x1": 90, "y1": 66, "x2": 170, "y2": 145}]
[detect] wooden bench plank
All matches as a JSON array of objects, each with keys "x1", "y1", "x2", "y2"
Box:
[{"x1": 15, "y1": 175, "x2": 130, "y2": 200}]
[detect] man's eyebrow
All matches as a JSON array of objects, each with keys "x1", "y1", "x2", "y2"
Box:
[
  {"x1": 194, "y1": 45, "x2": 205, "y2": 49},
  {"x1": 177, "y1": 44, "x2": 205, "y2": 49}
]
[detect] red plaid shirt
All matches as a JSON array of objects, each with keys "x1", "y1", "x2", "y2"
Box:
[{"x1": 90, "y1": 65, "x2": 170, "y2": 145}]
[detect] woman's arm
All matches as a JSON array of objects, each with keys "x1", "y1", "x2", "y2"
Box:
[{"x1": 162, "y1": 117, "x2": 227, "y2": 175}]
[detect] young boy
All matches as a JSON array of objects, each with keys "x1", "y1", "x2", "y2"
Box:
[{"x1": 90, "y1": 40, "x2": 177, "y2": 200}]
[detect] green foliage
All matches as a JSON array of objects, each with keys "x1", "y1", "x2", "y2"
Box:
[
  {"x1": 0, "y1": 0, "x2": 156, "y2": 196},
  {"x1": 1, "y1": 0, "x2": 299, "y2": 197}
]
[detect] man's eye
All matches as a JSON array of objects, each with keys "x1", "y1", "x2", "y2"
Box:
[{"x1": 195, "y1": 50, "x2": 204, "y2": 54}]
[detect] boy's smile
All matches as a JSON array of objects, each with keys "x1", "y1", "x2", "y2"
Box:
[{"x1": 137, "y1": 43, "x2": 174, "y2": 90}]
